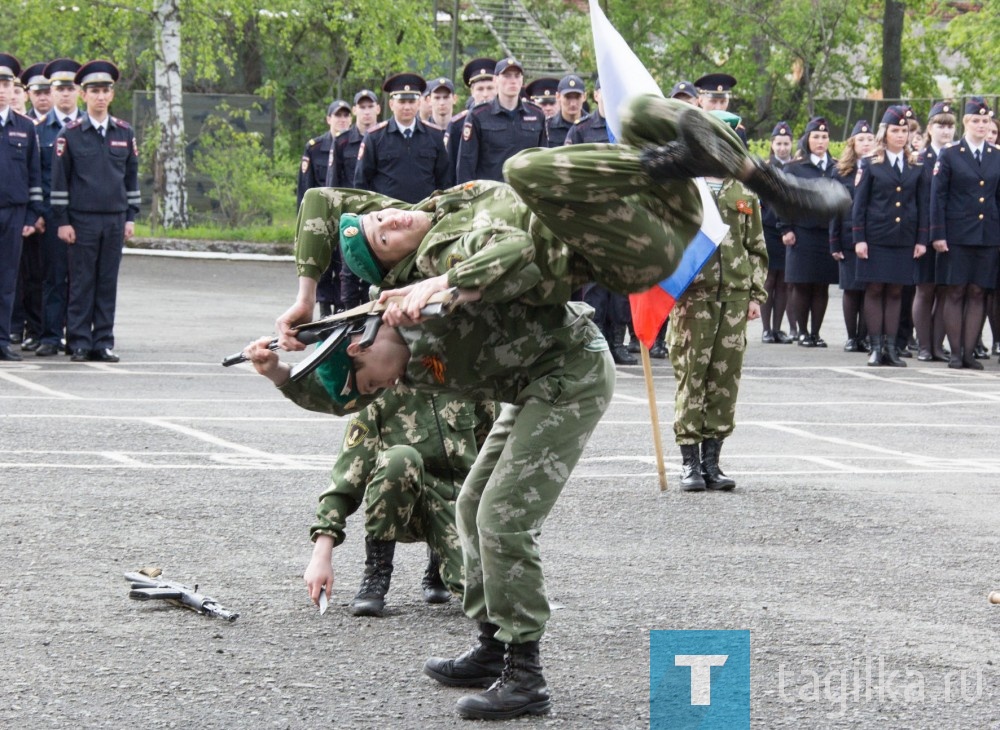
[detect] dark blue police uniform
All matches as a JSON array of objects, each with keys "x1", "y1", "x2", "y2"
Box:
[
  {"x1": 324, "y1": 123, "x2": 369, "y2": 309},
  {"x1": 0, "y1": 54, "x2": 44, "y2": 359},
  {"x1": 50, "y1": 61, "x2": 140, "y2": 360},
  {"x1": 781, "y1": 155, "x2": 841, "y2": 286},
  {"x1": 546, "y1": 112, "x2": 585, "y2": 148},
  {"x1": 456, "y1": 88, "x2": 546, "y2": 183},
  {"x1": 296, "y1": 131, "x2": 335, "y2": 205},
  {"x1": 564, "y1": 112, "x2": 608, "y2": 145}
]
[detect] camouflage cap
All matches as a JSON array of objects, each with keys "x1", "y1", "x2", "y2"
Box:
[
  {"x1": 710, "y1": 109, "x2": 742, "y2": 130},
  {"x1": 339, "y1": 213, "x2": 385, "y2": 285}
]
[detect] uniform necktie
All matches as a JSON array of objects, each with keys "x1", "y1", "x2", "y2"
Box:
[
  {"x1": 403, "y1": 128, "x2": 412, "y2": 139},
  {"x1": 895, "y1": 158, "x2": 902, "y2": 175},
  {"x1": 62, "y1": 116, "x2": 71, "y2": 126},
  {"x1": 98, "y1": 125, "x2": 105, "y2": 138},
  {"x1": 975, "y1": 149, "x2": 981, "y2": 165},
  {"x1": 817, "y1": 159, "x2": 825, "y2": 172}
]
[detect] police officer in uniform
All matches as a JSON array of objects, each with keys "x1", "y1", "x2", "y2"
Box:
[
  {"x1": 35, "y1": 59, "x2": 81, "y2": 357},
  {"x1": 354, "y1": 73, "x2": 452, "y2": 203},
  {"x1": 545, "y1": 74, "x2": 587, "y2": 147},
  {"x1": 296, "y1": 99, "x2": 350, "y2": 207},
  {"x1": 325, "y1": 89, "x2": 380, "y2": 312},
  {"x1": 444, "y1": 58, "x2": 497, "y2": 177},
  {"x1": 669, "y1": 80, "x2": 699, "y2": 106},
  {"x1": 12, "y1": 63, "x2": 53, "y2": 352},
  {"x1": 695, "y1": 73, "x2": 748, "y2": 143},
  {"x1": 425, "y1": 76, "x2": 456, "y2": 130},
  {"x1": 50, "y1": 60, "x2": 140, "y2": 363},
  {"x1": 524, "y1": 77, "x2": 558, "y2": 120},
  {"x1": 0, "y1": 53, "x2": 44, "y2": 362},
  {"x1": 455, "y1": 58, "x2": 546, "y2": 183}
]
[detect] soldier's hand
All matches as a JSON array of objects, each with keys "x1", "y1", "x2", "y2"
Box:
[
  {"x1": 831, "y1": 251, "x2": 844, "y2": 261},
  {"x1": 276, "y1": 299, "x2": 315, "y2": 351},
  {"x1": 781, "y1": 231, "x2": 796, "y2": 247},
  {"x1": 747, "y1": 301, "x2": 761, "y2": 321},
  {"x1": 932, "y1": 239, "x2": 948, "y2": 253},
  {"x1": 304, "y1": 536, "x2": 335, "y2": 606},
  {"x1": 22, "y1": 225, "x2": 35, "y2": 237},
  {"x1": 124, "y1": 222, "x2": 135, "y2": 241},
  {"x1": 34, "y1": 217, "x2": 45, "y2": 234},
  {"x1": 855, "y1": 242, "x2": 869, "y2": 260},
  {"x1": 914, "y1": 244, "x2": 927, "y2": 259},
  {"x1": 58, "y1": 225, "x2": 76, "y2": 245},
  {"x1": 243, "y1": 336, "x2": 290, "y2": 386},
  {"x1": 380, "y1": 274, "x2": 451, "y2": 323}
]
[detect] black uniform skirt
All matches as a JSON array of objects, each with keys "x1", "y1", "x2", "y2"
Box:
[
  {"x1": 913, "y1": 247, "x2": 937, "y2": 285},
  {"x1": 838, "y1": 249, "x2": 864, "y2": 290},
  {"x1": 785, "y1": 226, "x2": 839, "y2": 285},
  {"x1": 935, "y1": 245, "x2": 1000, "y2": 288},
  {"x1": 763, "y1": 225, "x2": 785, "y2": 271},
  {"x1": 856, "y1": 245, "x2": 916, "y2": 285}
]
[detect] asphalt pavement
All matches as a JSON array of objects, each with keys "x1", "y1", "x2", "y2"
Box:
[{"x1": 1, "y1": 253, "x2": 998, "y2": 729}]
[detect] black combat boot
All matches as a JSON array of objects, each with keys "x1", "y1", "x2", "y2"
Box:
[
  {"x1": 649, "y1": 322, "x2": 668, "y2": 358},
  {"x1": 679, "y1": 444, "x2": 706, "y2": 492},
  {"x1": 455, "y1": 641, "x2": 551, "y2": 720},
  {"x1": 424, "y1": 622, "x2": 506, "y2": 687},
  {"x1": 867, "y1": 335, "x2": 884, "y2": 367},
  {"x1": 610, "y1": 324, "x2": 638, "y2": 365},
  {"x1": 349, "y1": 536, "x2": 395, "y2": 617},
  {"x1": 627, "y1": 322, "x2": 641, "y2": 353},
  {"x1": 743, "y1": 157, "x2": 851, "y2": 223},
  {"x1": 701, "y1": 438, "x2": 736, "y2": 491},
  {"x1": 421, "y1": 546, "x2": 451, "y2": 604}
]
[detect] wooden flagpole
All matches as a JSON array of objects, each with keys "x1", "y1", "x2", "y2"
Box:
[{"x1": 639, "y1": 342, "x2": 668, "y2": 491}]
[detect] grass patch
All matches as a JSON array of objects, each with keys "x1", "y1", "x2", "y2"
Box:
[{"x1": 136, "y1": 220, "x2": 296, "y2": 243}]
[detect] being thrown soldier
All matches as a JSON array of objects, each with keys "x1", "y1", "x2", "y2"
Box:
[
  {"x1": 276, "y1": 94, "x2": 849, "y2": 339},
  {"x1": 302, "y1": 384, "x2": 496, "y2": 617}
]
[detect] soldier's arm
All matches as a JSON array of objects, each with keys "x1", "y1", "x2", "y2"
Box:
[
  {"x1": 745, "y1": 195, "x2": 768, "y2": 304},
  {"x1": 296, "y1": 142, "x2": 312, "y2": 207},
  {"x1": 354, "y1": 134, "x2": 375, "y2": 191},
  {"x1": 929, "y1": 152, "x2": 950, "y2": 248},
  {"x1": 27, "y1": 125, "x2": 44, "y2": 227},
  {"x1": 442, "y1": 225, "x2": 543, "y2": 301}
]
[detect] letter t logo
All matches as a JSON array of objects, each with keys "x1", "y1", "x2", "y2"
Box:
[{"x1": 674, "y1": 654, "x2": 729, "y2": 705}]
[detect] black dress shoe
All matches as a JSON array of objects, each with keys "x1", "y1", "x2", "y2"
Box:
[
  {"x1": 843, "y1": 338, "x2": 860, "y2": 352},
  {"x1": 973, "y1": 344, "x2": 990, "y2": 360},
  {"x1": 797, "y1": 333, "x2": 815, "y2": 347},
  {"x1": 9, "y1": 333, "x2": 22, "y2": 345},
  {"x1": 813, "y1": 336, "x2": 828, "y2": 348},
  {"x1": 774, "y1": 330, "x2": 794, "y2": 344},
  {"x1": 35, "y1": 343, "x2": 59, "y2": 357},
  {"x1": 762, "y1": 329, "x2": 776, "y2": 343},
  {"x1": 70, "y1": 348, "x2": 89, "y2": 362},
  {"x1": 90, "y1": 348, "x2": 120, "y2": 363},
  {"x1": 947, "y1": 356, "x2": 963, "y2": 369},
  {"x1": 917, "y1": 349, "x2": 934, "y2": 362},
  {"x1": 897, "y1": 346, "x2": 912, "y2": 358},
  {"x1": 993, "y1": 342, "x2": 1000, "y2": 356},
  {"x1": 0, "y1": 345, "x2": 23, "y2": 361},
  {"x1": 963, "y1": 357, "x2": 984, "y2": 371},
  {"x1": 21, "y1": 337, "x2": 40, "y2": 352}
]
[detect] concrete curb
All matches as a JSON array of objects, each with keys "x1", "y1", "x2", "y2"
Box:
[{"x1": 128, "y1": 236, "x2": 293, "y2": 258}]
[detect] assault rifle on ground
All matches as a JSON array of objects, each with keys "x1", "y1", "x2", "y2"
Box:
[
  {"x1": 124, "y1": 568, "x2": 240, "y2": 622},
  {"x1": 221, "y1": 288, "x2": 461, "y2": 380}
]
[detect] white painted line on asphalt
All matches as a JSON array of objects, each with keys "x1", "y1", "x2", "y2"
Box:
[
  {"x1": 830, "y1": 367, "x2": 1000, "y2": 401},
  {"x1": 797, "y1": 455, "x2": 860, "y2": 473},
  {"x1": 0, "y1": 371, "x2": 80, "y2": 399},
  {"x1": 746, "y1": 421, "x2": 917, "y2": 458},
  {"x1": 99, "y1": 452, "x2": 148, "y2": 466},
  {"x1": 140, "y1": 417, "x2": 300, "y2": 468},
  {"x1": 1, "y1": 413, "x2": 335, "y2": 422},
  {"x1": 125, "y1": 248, "x2": 294, "y2": 262}
]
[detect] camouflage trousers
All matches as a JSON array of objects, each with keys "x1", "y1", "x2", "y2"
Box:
[
  {"x1": 456, "y1": 345, "x2": 616, "y2": 644},
  {"x1": 667, "y1": 298, "x2": 749, "y2": 444},
  {"x1": 504, "y1": 94, "x2": 747, "y2": 295},
  {"x1": 364, "y1": 445, "x2": 463, "y2": 595}
]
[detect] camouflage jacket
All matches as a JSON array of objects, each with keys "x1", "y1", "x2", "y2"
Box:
[
  {"x1": 294, "y1": 184, "x2": 581, "y2": 305},
  {"x1": 683, "y1": 178, "x2": 768, "y2": 304},
  {"x1": 279, "y1": 300, "x2": 606, "y2": 416},
  {"x1": 293, "y1": 383, "x2": 495, "y2": 546}
]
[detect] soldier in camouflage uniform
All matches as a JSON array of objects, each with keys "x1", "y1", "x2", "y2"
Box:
[
  {"x1": 246, "y1": 297, "x2": 614, "y2": 721},
  {"x1": 300, "y1": 383, "x2": 496, "y2": 617},
  {"x1": 669, "y1": 112, "x2": 768, "y2": 492}
]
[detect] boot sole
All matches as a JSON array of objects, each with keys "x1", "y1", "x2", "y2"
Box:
[
  {"x1": 456, "y1": 698, "x2": 552, "y2": 720},
  {"x1": 678, "y1": 108, "x2": 745, "y2": 178},
  {"x1": 349, "y1": 600, "x2": 385, "y2": 617},
  {"x1": 423, "y1": 664, "x2": 498, "y2": 688}
]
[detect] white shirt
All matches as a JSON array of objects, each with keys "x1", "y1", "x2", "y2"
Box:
[
  {"x1": 810, "y1": 153, "x2": 827, "y2": 170},
  {"x1": 0, "y1": 107, "x2": 8, "y2": 127},
  {"x1": 964, "y1": 138, "x2": 984, "y2": 158},
  {"x1": 885, "y1": 150, "x2": 903, "y2": 170},
  {"x1": 397, "y1": 122, "x2": 415, "y2": 137}
]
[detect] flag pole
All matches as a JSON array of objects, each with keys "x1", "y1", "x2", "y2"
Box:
[{"x1": 640, "y1": 342, "x2": 668, "y2": 491}]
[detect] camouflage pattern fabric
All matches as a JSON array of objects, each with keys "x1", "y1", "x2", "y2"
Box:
[
  {"x1": 286, "y1": 382, "x2": 496, "y2": 597},
  {"x1": 667, "y1": 178, "x2": 768, "y2": 445},
  {"x1": 281, "y1": 300, "x2": 615, "y2": 644}
]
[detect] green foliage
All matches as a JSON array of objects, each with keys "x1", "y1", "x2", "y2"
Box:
[
  {"x1": 191, "y1": 105, "x2": 295, "y2": 227},
  {"x1": 134, "y1": 220, "x2": 296, "y2": 243}
]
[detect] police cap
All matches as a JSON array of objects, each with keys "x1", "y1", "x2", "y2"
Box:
[
  {"x1": 426, "y1": 77, "x2": 455, "y2": 95},
  {"x1": 557, "y1": 74, "x2": 585, "y2": 96},
  {"x1": 964, "y1": 96, "x2": 992, "y2": 117},
  {"x1": 463, "y1": 58, "x2": 497, "y2": 87},
  {"x1": 0, "y1": 53, "x2": 23, "y2": 81},
  {"x1": 695, "y1": 73, "x2": 737, "y2": 97},
  {"x1": 354, "y1": 89, "x2": 378, "y2": 105},
  {"x1": 21, "y1": 63, "x2": 50, "y2": 91},
  {"x1": 525, "y1": 77, "x2": 558, "y2": 105},
  {"x1": 76, "y1": 60, "x2": 119, "y2": 88},
  {"x1": 44, "y1": 58, "x2": 81, "y2": 88},
  {"x1": 327, "y1": 99, "x2": 351, "y2": 116},
  {"x1": 669, "y1": 80, "x2": 697, "y2": 100},
  {"x1": 804, "y1": 116, "x2": 830, "y2": 135},
  {"x1": 880, "y1": 105, "x2": 914, "y2": 127},
  {"x1": 771, "y1": 121, "x2": 793, "y2": 138},
  {"x1": 850, "y1": 119, "x2": 872, "y2": 136},
  {"x1": 383, "y1": 72, "x2": 426, "y2": 100},
  {"x1": 927, "y1": 101, "x2": 954, "y2": 123},
  {"x1": 494, "y1": 58, "x2": 524, "y2": 76}
]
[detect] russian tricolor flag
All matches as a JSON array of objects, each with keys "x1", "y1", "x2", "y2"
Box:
[{"x1": 589, "y1": 0, "x2": 729, "y2": 350}]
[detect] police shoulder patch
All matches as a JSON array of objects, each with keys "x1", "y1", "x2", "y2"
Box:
[
  {"x1": 462, "y1": 124, "x2": 472, "y2": 141},
  {"x1": 55, "y1": 137, "x2": 66, "y2": 157},
  {"x1": 301, "y1": 157, "x2": 310, "y2": 174},
  {"x1": 113, "y1": 116, "x2": 131, "y2": 129},
  {"x1": 345, "y1": 418, "x2": 369, "y2": 448}
]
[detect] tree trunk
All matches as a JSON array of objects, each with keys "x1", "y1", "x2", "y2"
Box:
[
  {"x1": 881, "y1": 0, "x2": 905, "y2": 99},
  {"x1": 153, "y1": 0, "x2": 188, "y2": 229}
]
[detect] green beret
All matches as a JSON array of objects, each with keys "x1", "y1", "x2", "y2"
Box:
[
  {"x1": 314, "y1": 337, "x2": 362, "y2": 409},
  {"x1": 709, "y1": 110, "x2": 742, "y2": 131},
  {"x1": 340, "y1": 213, "x2": 386, "y2": 285}
]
